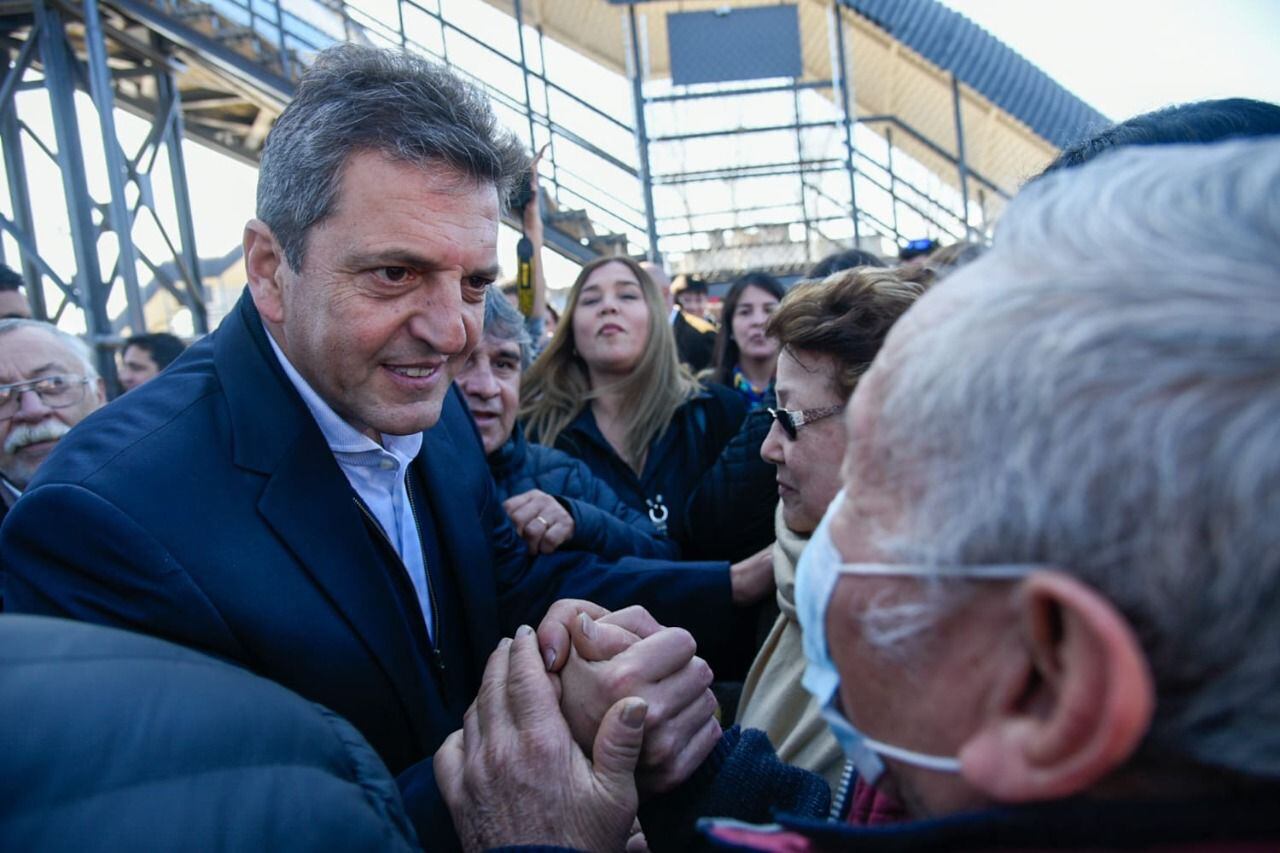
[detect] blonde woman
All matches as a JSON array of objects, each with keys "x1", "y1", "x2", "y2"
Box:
[{"x1": 521, "y1": 257, "x2": 747, "y2": 556}]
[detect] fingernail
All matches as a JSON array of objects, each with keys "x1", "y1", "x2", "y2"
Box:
[
  {"x1": 516, "y1": 624, "x2": 534, "y2": 638},
  {"x1": 543, "y1": 647, "x2": 557, "y2": 670},
  {"x1": 621, "y1": 698, "x2": 648, "y2": 729},
  {"x1": 579, "y1": 612, "x2": 597, "y2": 639}
]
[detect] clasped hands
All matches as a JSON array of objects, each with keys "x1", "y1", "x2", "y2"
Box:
[{"x1": 435, "y1": 600, "x2": 721, "y2": 852}]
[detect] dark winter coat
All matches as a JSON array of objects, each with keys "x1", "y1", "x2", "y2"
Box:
[
  {"x1": 685, "y1": 388, "x2": 778, "y2": 561},
  {"x1": 0, "y1": 614, "x2": 419, "y2": 852},
  {"x1": 543, "y1": 383, "x2": 747, "y2": 556},
  {"x1": 487, "y1": 422, "x2": 680, "y2": 560},
  {"x1": 644, "y1": 727, "x2": 1280, "y2": 853}
]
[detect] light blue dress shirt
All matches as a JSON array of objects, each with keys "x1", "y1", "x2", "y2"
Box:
[{"x1": 265, "y1": 330, "x2": 434, "y2": 641}]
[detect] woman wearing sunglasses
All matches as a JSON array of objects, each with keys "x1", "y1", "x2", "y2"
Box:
[{"x1": 737, "y1": 264, "x2": 932, "y2": 790}]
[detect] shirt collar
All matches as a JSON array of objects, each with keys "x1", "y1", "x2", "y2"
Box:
[
  {"x1": 264, "y1": 325, "x2": 423, "y2": 462},
  {"x1": 1, "y1": 475, "x2": 21, "y2": 506}
]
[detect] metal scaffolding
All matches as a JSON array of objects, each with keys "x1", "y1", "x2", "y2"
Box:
[
  {"x1": 1, "y1": 0, "x2": 206, "y2": 380},
  {"x1": 1, "y1": 0, "x2": 1049, "y2": 351}
]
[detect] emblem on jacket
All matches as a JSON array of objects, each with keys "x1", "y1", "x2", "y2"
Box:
[{"x1": 646, "y1": 494, "x2": 669, "y2": 535}]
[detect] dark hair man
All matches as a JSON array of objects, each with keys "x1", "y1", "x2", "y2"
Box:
[
  {"x1": 0, "y1": 264, "x2": 33, "y2": 320},
  {"x1": 119, "y1": 332, "x2": 186, "y2": 392},
  {"x1": 1040, "y1": 97, "x2": 1280, "y2": 176},
  {"x1": 1, "y1": 44, "x2": 761, "y2": 846},
  {"x1": 806, "y1": 248, "x2": 887, "y2": 278}
]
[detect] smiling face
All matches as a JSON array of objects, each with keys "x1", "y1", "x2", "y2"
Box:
[
  {"x1": 456, "y1": 333, "x2": 522, "y2": 455},
  {"x1": 731, "y1": 284, "x2": 781, "y2": 363},
  {"x1": 248, "y1": 151, "x2": 500, "y2": 439},
  {"x1": 760, "y1": 346, "x2": 847, "y2": 534},
  {"x1": 571, "y1": 260, "x2": 652, "y2": 381},
  {"x1": 0, "y1": 326, "x2": 105, "y2": 489}
]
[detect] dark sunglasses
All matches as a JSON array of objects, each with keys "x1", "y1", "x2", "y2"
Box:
[{"x1": 767, "y1": 405, "x2": 844, "y2": 440}]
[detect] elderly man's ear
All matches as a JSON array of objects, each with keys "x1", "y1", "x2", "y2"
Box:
[
  {"x1": 959, "y1": 571, "x2": 1154, "y2": 803},
  {"x1": 243, "y1": 219, "x2": 287, "y2": 325}
]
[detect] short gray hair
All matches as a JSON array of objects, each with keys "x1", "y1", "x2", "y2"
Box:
[
  {"x1": 257, "y1": 44, "x2": 528, "y2": 272},
  {"x1": 483, "y1": 289, "x2": 533, "y2": 370},
  {"x1": 0, "y1": 319, "x2": 99, "y2": 381},
  {"x1": 863, "y1": 139, "x2": 1280, "y2": 778}
]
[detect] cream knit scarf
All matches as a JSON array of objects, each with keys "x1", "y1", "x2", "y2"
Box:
[{"x1": 734, "y1": 503, "x2": 845, "y2": 789}]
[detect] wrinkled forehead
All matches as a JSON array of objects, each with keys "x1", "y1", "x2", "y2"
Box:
[{"x1": 0, "y1": 327, "x2": 84, "y2": 381}]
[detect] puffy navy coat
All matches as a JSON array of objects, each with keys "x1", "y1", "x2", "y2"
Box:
[
  {"x1": 0, "y1": 615, "x2": 419, "y2": 852},
  {"x1": 488, "y1": 422, "x2": 680, "y2": 560},
  {"x1": 685, "y1": 388, "x2": 779, "y2": 561}
]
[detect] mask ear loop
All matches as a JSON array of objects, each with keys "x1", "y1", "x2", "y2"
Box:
[{"x1": 860, "y1": 736, "x2": 963, "y2": 773}]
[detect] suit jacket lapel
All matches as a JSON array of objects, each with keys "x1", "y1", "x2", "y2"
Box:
[
  {"x1": 416, "y1": 403, "x2": 499, "y2": 682},
  {"x1": 215, "y1": 289, "x2": 433, "y2": 748}
]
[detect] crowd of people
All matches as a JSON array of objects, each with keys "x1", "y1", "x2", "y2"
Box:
[{"x1": 0, "y1": 41, "x2": 1278, "y2": 852}]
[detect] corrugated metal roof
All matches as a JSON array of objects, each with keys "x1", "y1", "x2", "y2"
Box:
[{"x1": 841, "y1": 0, "x2": 1110, "y2": 148}]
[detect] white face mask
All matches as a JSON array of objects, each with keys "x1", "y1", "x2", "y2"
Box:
[{"x1": 795, "y1": 488, "x2": 1038, "y2": 786}]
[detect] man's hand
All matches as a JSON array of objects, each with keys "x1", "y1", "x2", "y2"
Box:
[
  {"x1": 537, "y1": 600, "x2": 662, "y2": 672},
  {"x1": 730, "y1": 543, "x2": 776, "y2": 605},
  {"x1": 435, "y1": 626, "x2": 646, "y2": 853},
  {"x1": 504, "y1": 489, "x2": 574, "y2": 554},
  {"x1": 557, "y1": 609, "x2": 721, "y2": 796}
]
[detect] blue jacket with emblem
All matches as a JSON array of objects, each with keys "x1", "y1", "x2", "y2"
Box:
[
  {"x1": 488, "y1": 422, "x2": 680, "y2": 560},
  {"x1": 537, "y1": 383, "x2": 747, "y2": 558}
]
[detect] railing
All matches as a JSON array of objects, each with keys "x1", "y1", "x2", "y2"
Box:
[{"x1": 131, "y1": 0, "x2": 998, "y2": 266}]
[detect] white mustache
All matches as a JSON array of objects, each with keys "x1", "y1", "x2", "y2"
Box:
[{"x1": 4, "y1": 418, "x2": 71, "y2": 455}]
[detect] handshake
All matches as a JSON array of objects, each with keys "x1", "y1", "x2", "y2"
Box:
[{"x1": 434, "y1": 600, "x2": 722, "y2": 852}]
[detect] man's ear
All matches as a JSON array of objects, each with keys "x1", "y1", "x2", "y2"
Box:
[
  {"x1": 243, "y1": 219, "x2": 288, "y2": 325},
  {"x1": 958, "y1": 570, "x2": 1154, "y2": 803}
]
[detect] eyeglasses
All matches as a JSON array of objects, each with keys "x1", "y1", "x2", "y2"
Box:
[
  {"x1": 0, "y1": 374, "x2": 91, "y2": 420},
  {"x1": 767, "y1": 404, "x2": 844, "y2": 440}
]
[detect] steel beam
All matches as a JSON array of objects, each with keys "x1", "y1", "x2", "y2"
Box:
[
  {"x1": 831, "y1": 1, "x2": 860, "y2": 241},
  {"x1": 626, "y1": 6, "x2": 659, "y2": 262},
  {"x1": 35, "y1": 0, "x2": 117, "y2": 382},
  {"x1": 83, "y1": 0, "x2": 147, "y2": 334},
  {"x1": 2, "y1": 37, "x2": 45, "y2": 317},
  {"x1": 950, "y1": 73, "x2": 972, "y2": 239}
]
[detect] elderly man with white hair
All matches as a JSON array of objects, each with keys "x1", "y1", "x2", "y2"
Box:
[
  {"x1": 0, "y1": 320, "x2": 105, "y2": 526},
  {"x1": 434, "y1": 136, "x2": 1280, "y2": 852}
]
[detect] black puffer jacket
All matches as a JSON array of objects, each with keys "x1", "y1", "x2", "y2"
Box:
[
  {"x1": 488, "y1": 423, "x2": 679, "y2": 560},
  {"x1": 0, "y1": 615, "x2": 419, "y2": 852},
  {"x1": 685, "y1": 389, "x2": 778, "y2": 561},
  {"x1": 542, "y1": 384, "x2": 747, "y2": 558}
]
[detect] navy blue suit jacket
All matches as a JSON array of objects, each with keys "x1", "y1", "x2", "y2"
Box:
[{"x1": 0, "y1": 291, "x2": 737, "y2": 840}]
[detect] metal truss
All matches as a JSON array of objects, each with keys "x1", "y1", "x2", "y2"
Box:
[{"x1": 1, "y1": 0, "x2": 205, "y2": 381}]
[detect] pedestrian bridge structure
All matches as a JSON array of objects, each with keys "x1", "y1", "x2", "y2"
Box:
[{"x1": 0, "y1": 0, "x2": 1106, "y2": 377}]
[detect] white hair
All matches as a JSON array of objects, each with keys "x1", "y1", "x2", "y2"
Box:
[
  {"x1": 863, "y1": 138, "x2": 1280, "y2": 778},
  {"x1": 0, "y1": 319, "x2": 99, "y2": 381}
]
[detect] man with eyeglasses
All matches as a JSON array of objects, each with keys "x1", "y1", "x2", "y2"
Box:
[
  {"x1": 0, "y1": 320, "x2": 104, "y2": 525},
  {"x1": 433, "y1": 139, "x2": 1280, "y2": 853}
]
